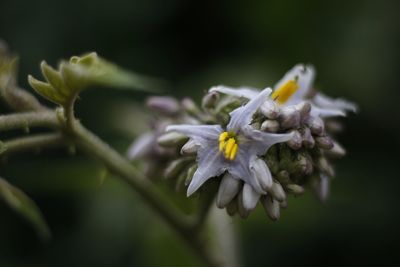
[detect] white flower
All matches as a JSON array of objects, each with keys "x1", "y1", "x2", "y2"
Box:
[
  {"x1": 166, "y1": 88, "x2": 293, "y2": 197},
  {"x1": 210, "y1": 64, "x2": 357, "y2": 118}
]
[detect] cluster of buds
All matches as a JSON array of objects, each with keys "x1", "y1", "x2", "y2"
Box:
[{"x1": 128, "y1": 64, "x2": 357, "y2": 220}]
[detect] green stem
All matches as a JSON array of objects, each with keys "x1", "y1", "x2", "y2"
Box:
[
  {"x1": 0, "y1": 111, "x2": 59, "y2": 131},
  {"x1": 2, "y1": 133, "x2": 65, "y2": 156},
  {"x1": 0, "y1": 109, "x2": 221, "y2": 266},
  {"x1": 68, "y1": 120, "x2": 221, "y2": 267}
]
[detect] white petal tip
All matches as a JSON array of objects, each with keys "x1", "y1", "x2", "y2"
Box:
[{"x1": 186, "y1": 189, "x2": 195, "y2": 197}]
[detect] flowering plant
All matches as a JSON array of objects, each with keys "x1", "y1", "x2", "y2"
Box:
[{"x1": 0, "y1": 40, "x2": 356, "y2": 267}]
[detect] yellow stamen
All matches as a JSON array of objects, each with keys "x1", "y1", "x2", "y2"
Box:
[
  {"x1": 219, "y1": 131, "x2": 228, "y2": 142},
  {"x1": 219, "y1": 140, "x2": 226, "y2": 151},
  {"x1": 218, "y1": 132, "x2": 239, "y2": 160},
  {"x1": 229, "y1": 143, "x2": 238, "y2": 160},
  {"x1": 224, "y1": 138, "x2": 235, "y2": 158},
  {"x1": 271, "y1": 79, "x2": 299, "y2": 105}
]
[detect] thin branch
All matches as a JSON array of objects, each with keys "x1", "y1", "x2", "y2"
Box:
[
  {"x1": 68, "y1": 120, "x2": 222, "y2": 267},
  {"x1": 2, "y1": 133, "x2": 65, "y2": 156},
  {"x1": 0, "y1": 108, "x2": 223, "y2": 266},
  {"x1": 64, "y1": 92, "x2": 78, "y2": 130},
  {"x1": 0, "y1": 111, "x2": 59, "y2": 131}
]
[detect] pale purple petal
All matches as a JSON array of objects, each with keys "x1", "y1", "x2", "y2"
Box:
[
  {"x1": 227, "y1": 87, "x2": 272, "y2": 131},
  {"x1": 313, "y1": 92, "x2": 358, "y2": 113},
  {"x1": 187, "y1": 146, "x2": 226, "y2": 196},
  {"x1": 166, "y1": 124, "x2": 223, "y2": 146},
  {"x1": 241, "y1": 126, "x2": 294, "y2": 155},
  {"x1": 311, "y1": 105, "x2": 346, "y2": 118},
  {"x1": 209, "y1": 85, "x2": 260, "y2": 99},
  {"x1": 229, "y1": 153, "x2": 264, "y2": 194}
]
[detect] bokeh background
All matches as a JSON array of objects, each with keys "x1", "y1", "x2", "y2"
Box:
[{"x1": 0, "y1": 0, "x2": 399, "y2": 266}]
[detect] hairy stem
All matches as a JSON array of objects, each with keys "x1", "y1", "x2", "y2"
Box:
[
  {"x1": 0, "y1": 111, "x2": 59, "y2": 131},
  {"x1": 67, "y1": 120, "x2": 221, "y2": 267},
  {"x1": 2, "y1": 133, "x2": 65, "y2": 156},
  {"x1": 0, "y1": 109, "x2": 222, "y2": 266}
]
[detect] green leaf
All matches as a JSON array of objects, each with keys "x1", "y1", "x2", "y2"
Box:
[
  {"x1": 66, "y1": 52, "x2": 163, "y2": 92},
  {"x1": 0, "y1": 177, "x2": 51, "y2": 241},
  {"x1": 28, "y1": 74, "x2": 67, "y2": 105},
  {"x1": 28, "y1": 52, "x2": 163, "y2": 106}
]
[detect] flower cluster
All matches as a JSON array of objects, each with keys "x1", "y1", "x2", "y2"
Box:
[{"x1": 128, "y1": 64, "x2": 357, "y2": 220}]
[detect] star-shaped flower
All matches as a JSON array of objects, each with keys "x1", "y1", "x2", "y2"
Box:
[
  {"x1": 166, "y1": 88, "x2": 293, "y2": 197},
  {"x1": 210, "y1": 64, "x2": 357, "y2": 118}
]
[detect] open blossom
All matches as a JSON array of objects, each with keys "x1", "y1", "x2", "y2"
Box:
[
  {"x1": 210, "y1": 64, "x2": 358, "y2": 118},
  {"x1": 167, "y1": 88, "x2": 293, "y2": 197},
  {"x1": 129, "y1": 63, "x2": 356, "y2": 219}
]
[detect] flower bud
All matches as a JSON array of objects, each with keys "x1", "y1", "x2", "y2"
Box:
[
  {"x1": 295, "y1": 101, "x2": 311, "y2": 121},
  {"x1": 146, "y1": 96, "x2": 180, "y2": 116},
  {"x1": 164, "y1": 158, "x2": 192, "y2": 179},
  {"x1": 260, "y1": 120, "x2": 279, "y2": 133},
  {"x1": 201, "y1": 91, "x2": 219, "y2": 109},
  {"x1": 317, "y1": 157, "x2": 335, "y2": 177},
  {"x1": 286, "y1": 184, "x2": 305, "y2": 196},
  {"x1": 286, "y1": 130, "x2": 302, "y2": 150},
  {"x1": 241, "y1": 183, "x2": 261, "y2": 212},
  {"x1": 250, "y1": 158, "x2": 273, "y2": 191},
  {"x1": 216, "y1": 173, "x2": 241, "y2": 208},
  {"x1": 292, "y1": 153, "x2": 313, "y2": 176},
  {"x1": 127, "y1": 132, "x2": 154, "y2": 160},
  {"x1": 238, "y1": 190, "x2": 250, "y2": 219},
  {"x1": 180, "y1": 140, "x2": 198, "y2": 156},
  {"x1": 226, "y1": 197, "x2": 238, "y2": 216},
  {"x1": 276, "y1": 170, "x2": 291, "y2": 184},
  {"x1": 278, "y1": 106, "x2": 300, "y2": 129},
  {"x1": 325, "y1": 141, "x2": 346, "y2": 158},
  {"x1": 261, "y1": 195, "x2": 280, "y2": 221},
  {"x1": 268, "y1": 182, "x2": 286, "y2": 202},
  {"x1": 175, "y1": 170, "x2": 188, "y2": 192},
  {"x1": 306, "y1": 116, "x2": 325, "y2": 136},
  {"x1": 184, "y1": 164, "x2": 197, "y2": 186},
  {"x1": 157, "y1": 131, "x2": 188, "y2": 147},
  {"x1": 181, "y1": 97, "x2": 201, "y2": 116},
  {"x1": 260, "y1": 100, "x2": 280, "y2": 119},
  {"x1": 280, "y1": 200, "x2": 288, "y2": 209},
  {"x1": 301, "y1": 127, "x2": 315, "y2": 149},
  {"x1": 315, "y1": 136, "x2": 334, "y2": 150}
]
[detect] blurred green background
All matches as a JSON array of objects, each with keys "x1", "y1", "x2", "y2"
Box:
[{"x1": 0, "y1": 0, "x2": 399, "y2": 266}]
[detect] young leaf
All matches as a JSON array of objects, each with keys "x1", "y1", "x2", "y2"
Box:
[
  {"x1": 0, "y1": 177, "x2": 51, "y2": 241},
  {"x1": 28, "y1": 52, "x2": 163, "y2": 106}
]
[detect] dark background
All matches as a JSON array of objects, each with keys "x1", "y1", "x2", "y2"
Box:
[{"x1": 0, "y1": 0, "x2": 399, "y2": 266}]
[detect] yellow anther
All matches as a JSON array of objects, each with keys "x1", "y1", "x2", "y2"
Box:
[
  {"x1": 218, "y1": 132, "x2": 239, "y2": 160},
  {"x1": 224, "y1": 138, "x2": 236, "y2": 158},
  {"x1": 219, "y1": 131, "x2": 228, "y2": 142},
  {"x1": 271, "y1": 79, "x2": 299, "y2": 105},
  {"x1": 219, "y1": 140, "x2": 226, "y2": 151},
  {"x1": 229, "y1": 143, "x2": 238, "y2": 160}
]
